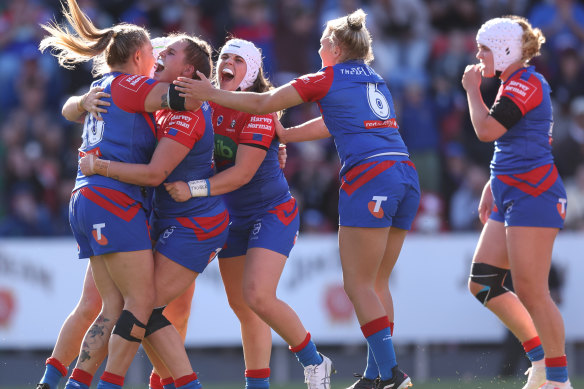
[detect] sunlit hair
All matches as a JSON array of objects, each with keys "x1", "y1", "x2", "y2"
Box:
[
  {"x1": 325, "y1": 8, "x2": 374, "y2": 64},
  {"x1": 505, "y1": 15, "x2": 545, "y2": 63},
  {"x1": 166, "y1": 33, "x2": 213, "y2": 80},
  {"x1": 39, "y1": 0, "x2": 149, "y2": 76}
]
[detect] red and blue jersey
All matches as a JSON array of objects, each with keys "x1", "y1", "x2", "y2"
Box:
[
  {"x1": 491, "y1": 66, "x2": 554, "y2": 174},
  {"x1": 74, "y1": 72, "x2": 158, "y2": 205},
  {"x1": 153, "y1": 102, "x2": 222, "y2": 218},
  {"x1": 290, "y1": 60, "x2": 409, "y2": 177},
  {"x1": 210, "y1": 102, "x2": 291, "y2": 218}
]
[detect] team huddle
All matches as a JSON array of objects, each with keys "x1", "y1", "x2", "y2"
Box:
[{"x1": 34, "y1": 1, "x2": 571, "y2": 389}]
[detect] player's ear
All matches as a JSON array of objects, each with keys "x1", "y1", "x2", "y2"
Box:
[{"x1": 183, "y1": 64, "x2": 195, "y2": 78}]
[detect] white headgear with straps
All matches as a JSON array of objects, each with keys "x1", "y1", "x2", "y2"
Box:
[
  {"x1": 476, "y1": 18, "x2": 523, "y2": 73},
  {"x1": 149, "y1": 37, "x2": 173, "y2": 78},
  {"x1": 220, "y1": 39, "x2": 262, "y2": 90}
]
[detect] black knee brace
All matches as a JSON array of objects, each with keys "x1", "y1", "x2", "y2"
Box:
[
  {"x1": 469, "y1": 263, "x2": 510, "y2": 306},
  {"x1": 145, "y1": 306, "x2": 172, "y2": 337},
  {"x1": 112, "y1": 310, "x2": 147, "y2": 342}
]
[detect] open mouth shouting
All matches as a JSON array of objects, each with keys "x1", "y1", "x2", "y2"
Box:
[
  {"x1": 154, "y1": 58, "x2": 165, "y2": 73},
  {"x1": 221, "y1": 67, "x2": 235, "y2": 83}
]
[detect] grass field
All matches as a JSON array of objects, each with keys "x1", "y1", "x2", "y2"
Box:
[{"x1": 7, "y1": 377, "x2": 584, "y2": 389}]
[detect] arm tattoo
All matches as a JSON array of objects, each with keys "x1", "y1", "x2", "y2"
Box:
[{"x1": 161, "y1": 92, "x2": 169, "y2": 109}]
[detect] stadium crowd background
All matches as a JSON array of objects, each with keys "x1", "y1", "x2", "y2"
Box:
[{"x1": 1, "y1": 0, "x2": 584, "y2": 236}]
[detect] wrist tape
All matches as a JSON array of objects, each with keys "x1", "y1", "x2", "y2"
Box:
[{"x1": 188, "y1": 179, "x2": 210, "y2": 197}]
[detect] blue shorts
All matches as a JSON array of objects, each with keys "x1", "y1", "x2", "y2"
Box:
[
  {"x1": 220, "y1": 197, "x2": 299, "y2": 258},
  {"x1": 151, "y1": 203, "x2": 229, "y2": 273},
  {"x1": 490, "y1": 164, "x2": 567, "y2": 228},
  {"x1": 339, "y1": 159, "x2": 421, "y2": 229},
  {"x1": 69, "y1": 186, "x2": 152, "y2": 259}
]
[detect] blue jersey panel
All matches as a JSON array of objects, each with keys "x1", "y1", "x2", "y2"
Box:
[
  {"x1": 491, "y1": 67, "x2": 555, "y2": 174},
  {"x1": 292, "y1": 61, "x2": 409, "y2": 178},
  {"x1": 74, "y1": 72, "x2": 157, "y2": 205}
]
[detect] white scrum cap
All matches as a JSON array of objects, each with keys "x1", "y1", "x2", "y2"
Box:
[
  {"x1": 149, "y1": 37, "x2": 173, "y2": 78},
  {"x1": 151, "y1": 37, "x2": 173, "y2": 59},
  {"x1": 220, "y1": 38, "x2": 262, "y2": 90},
  {"x1": 476, "y1": 18, "x2": 523, "y2": 73}
]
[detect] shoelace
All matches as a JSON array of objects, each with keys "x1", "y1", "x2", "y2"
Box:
[{"x1": 303, "y1": 363, "x2": 331, "y2": 388}]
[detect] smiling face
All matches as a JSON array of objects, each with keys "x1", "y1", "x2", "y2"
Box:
[
  {"x1": 217, "y1": 52, "x2": 247, "y2": 91},
  {"x1": 318, "y1": 28, "x2": 339, "y2": 68},
  {"x1": 152, "y1": 39, "x2": 193, "y2": 82},
  {"x1": 476, "y1": 44, "x2": 496, "y2": 78}
]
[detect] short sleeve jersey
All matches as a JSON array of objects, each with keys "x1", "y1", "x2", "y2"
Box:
[
  {"x1": 74, "y1": 72, "x2": 158, "y2": 204},
  {"x1": 290, "y1": 61, "x2": 409, "y2": 177},
  {"x1": 490, "y1": 66, "x2": 554, "y2": 174},
  {"x1": 153, "y1": 102, "x2": 221, "y2": 218},
  {"x1": 210, "y1": 102, "x2": 290, "y2": 217}
]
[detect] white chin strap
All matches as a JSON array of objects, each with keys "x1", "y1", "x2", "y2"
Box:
[
  {"x1": 477, "y1": 18, "x2": 523, "y2": 73},
  {"x1": 220, "y1": 39, "x2": 262, "y2": 91}
]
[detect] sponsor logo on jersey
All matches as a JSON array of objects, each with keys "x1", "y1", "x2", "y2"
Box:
[
  {"x1": 168, "y1": 113, "x2": 198, "y2": 136},
  {"x1": 243, "y1": 116, "x2": 273, "y2": 135},
  {"x1": 92, "y1": 223, "x2": 108, "y2": 245},
  {"x1": 119, "y1": 74, "x2": 149, "y2": 92},
  {"x1": 214, "y1": 134, "x2": 238, "y2": 161},
  {"x1": 339, "y1": 66, "x2": 374, "y2": 76},
  {"x1": 364, "y1": 118, "x2": 398, "y2": 129},
  {"x1": 217, "y1": 115, "x2": 223, "y2": 127},
  {"x1": 368, "y1": 196, "x2": 387, "y2": 218},
  {"x1": 557, "y1": 198, "x2": 567, "y2": 220},
  {"x1": 504, "y1": 79, "x2": 536, "y2": 104}
]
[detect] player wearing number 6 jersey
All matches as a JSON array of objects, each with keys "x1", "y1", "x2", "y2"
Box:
[{"x1": 171, "y1": 10, "x2": 419, "y2": 389}]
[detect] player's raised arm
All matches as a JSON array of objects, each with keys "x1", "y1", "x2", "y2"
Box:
[{"x1": 174, "y1": 73, "x2": 303, "y2": 115}]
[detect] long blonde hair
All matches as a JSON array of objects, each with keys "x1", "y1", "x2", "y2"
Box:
[{"x1": 39, "y1": 0, "x2": 150, "y2": 76}]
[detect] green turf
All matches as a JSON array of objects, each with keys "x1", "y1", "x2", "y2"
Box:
[{"x1": 6, "y1": 377, "x2": 584, "y2": 389}]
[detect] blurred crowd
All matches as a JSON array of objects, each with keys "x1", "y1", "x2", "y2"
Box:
[{"x1": 1, "y1": 0, "x2": 584, "y2": 236}]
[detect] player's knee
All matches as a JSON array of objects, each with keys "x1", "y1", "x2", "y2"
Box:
[
  {"x1": 144, "y1": 306, "x2": 172, "y2": 337},
  {"x1": 74, "y1": 297, "x2": 102, "y2": 325},
  {"x1": 112, "y1": 309, "x2": 147, "y2": 342},
  {"x1": 242, "y1": 286, "x2": 265, "y2": 312},
  {"x1": 469, "y1": 263, "x2": 510, "y2": 306}
]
